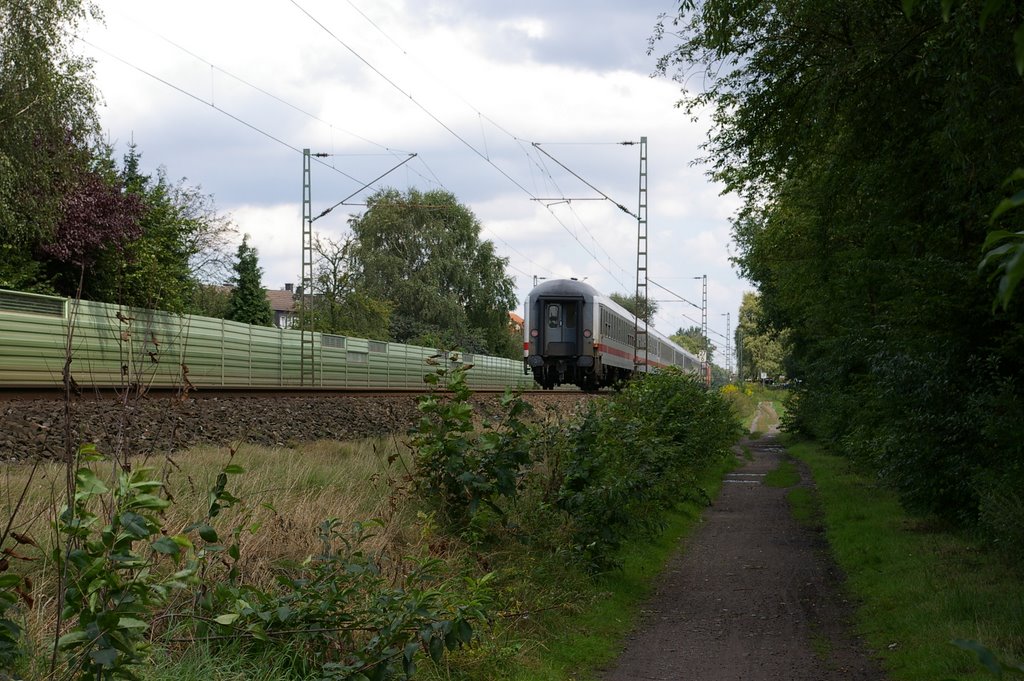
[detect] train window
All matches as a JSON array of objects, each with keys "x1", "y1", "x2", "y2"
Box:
[{"x1": 547, "y1": 304, "x2": 560, "y2": 327}]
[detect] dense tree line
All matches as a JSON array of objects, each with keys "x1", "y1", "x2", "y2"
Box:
[
  {"x1": 1, "y1": 2, "x2": 236, "y2": 311},
  {"x1": 735, "y1": 293, "x2": 787, "y2": 384},
  {"x1": 653, "y1": 0, "x2": 1024, "y2": 545}
]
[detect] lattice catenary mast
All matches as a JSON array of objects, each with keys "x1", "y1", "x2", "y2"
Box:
[
  {"x1": 633, "y1": 136, "x2": 648, "y2": 372},
  {"x1": 301, "y1": 148, "x2": 314, "y2": 387}
]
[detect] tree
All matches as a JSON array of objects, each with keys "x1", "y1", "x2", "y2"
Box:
[
  {"x1": 298, "y1": 233, "x2": 391, "y2": 339},
  {"x1": 0, "y1": 0, "x2": 144, "y2": 295},
  {"x1": 346, "y1": 188, "x2": 518, "y2": 356},
  {"x1": 652, "y1": 0, "x2": 1024, "y2": 531},
  {"x1": 735, "y1": 293, "x2": 787, "y2": 383},
  {"x1": 189, "y1": 283, "x2": 232, "y2": 319},
  {"x1": 39, "y1": 148, "x2": 145, "y2": 296},
  {"x1": 87, "y1": 144, "x2": 236, "y2": 312},
  {"x1": 609, "y1": 292, "x2": 658, "y2": 324},
  {"x1": 0, "y1": 0, "x2": 101, "y2": 250},
  {"x1": 670, "y1": 325, "x2": 711, "y2": 364},
  {"x1": 226, "y1": 236, "x2": 273, "y2": 326}
]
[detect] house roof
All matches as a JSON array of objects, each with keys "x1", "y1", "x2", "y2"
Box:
[
  {"x1": 265, "y1": 289, "x2": 296, "y2": 313},
  {"x1": 508, "y1": 311, "x2": 524, "y2": 326}
]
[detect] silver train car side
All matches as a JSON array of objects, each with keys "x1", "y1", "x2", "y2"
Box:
[{"x1": 523, "y1": 278, "x2": 700, "y2": 389}]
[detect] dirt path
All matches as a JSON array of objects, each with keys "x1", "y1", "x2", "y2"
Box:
[
  {"x1": 749, "y1": 400, "x2": 781, "y2": 434},
  {"x1": 600, "y1": 432, "x2": 887, "y2": 681}
]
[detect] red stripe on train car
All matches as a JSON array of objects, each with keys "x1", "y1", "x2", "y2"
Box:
[{"x1": 596, "y1": 342, "x2": 672, "y2": 369}]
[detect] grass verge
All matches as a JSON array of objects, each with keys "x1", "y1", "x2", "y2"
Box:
[
  {"x1": 763, "y1": 458, "x2": 799, "y2": 488},
  {"x1": 786, "y1": 439, "x2": 1024, "y2": 681}
]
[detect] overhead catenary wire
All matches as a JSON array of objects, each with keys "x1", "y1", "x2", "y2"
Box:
[
  {"x1": 76, "y1": 36, "x2": 392, "y2": 191},
  {"x1": 93, "y1": 8, "x2": 457, "y2": 195},
  {"x1": 128, "y1": 24, "x2": 548, "y2": 276},
  {"x1": 292, "y1": 0, "x2": 642, "y2": 290},
  {"x1": 532, "y1": 142, "x2": 639, "y2": 220},
  {"x1": 648, "y1": 278, "x2": 703, "y2": 311},
  {"x1": 86, "y1": 4, "x2": 670, "y2": 295}
]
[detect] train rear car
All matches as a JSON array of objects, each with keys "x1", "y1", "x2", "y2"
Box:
[{"x1": 523, "y1": 278, "x2": 701, "y2": 390}]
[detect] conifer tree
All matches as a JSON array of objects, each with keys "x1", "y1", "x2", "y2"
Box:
[{"x1": 226, "y1": 235, "x2": 273, "y2": 326}]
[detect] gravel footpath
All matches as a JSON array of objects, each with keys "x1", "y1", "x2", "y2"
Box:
[
  {"x1": 0, "y1": 391, "x2": 592, "y2": 461},
  {"x1": 600, "y1": 432, "x2": 887, "y2": 681}
]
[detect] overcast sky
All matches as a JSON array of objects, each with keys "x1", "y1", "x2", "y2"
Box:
[{"x1": 79, "y1": 0, "x2": 748, "y2": 359}]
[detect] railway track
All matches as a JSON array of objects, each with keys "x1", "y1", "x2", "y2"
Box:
[
  {"x1": 0, "y1": 386, "x2": 585, "y2": 401},
  {"x1": 0, "y1": 388, "x2": 598, "y2": 462}
]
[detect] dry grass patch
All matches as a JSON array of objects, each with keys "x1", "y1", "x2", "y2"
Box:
[{"x1": 1, "y1": 436, "x2": 423, "y2": 661}]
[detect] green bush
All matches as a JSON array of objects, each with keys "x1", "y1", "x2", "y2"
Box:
[
  {"x1": 553, "y1": 370, "x2": 738, "y2": 571},
  {"x1": 410, "y1": 355, "x2": 532, "y2": 528}
]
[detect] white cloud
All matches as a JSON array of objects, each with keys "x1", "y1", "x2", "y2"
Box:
[{"x1": 83, "y1": 0, "x2": 751, "y2": 330}]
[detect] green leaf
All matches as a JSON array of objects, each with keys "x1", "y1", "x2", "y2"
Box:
[
  {"x1": 454, "y1": 618, "x2": 473, "y2": 644},
  {"x1": 127, "y1": 476, "x2": 163, "y2": 491},
  {"x1": 981, "y1": 229, "x2": 1018, "y2": 250},
  {"x1": 990, "y1": 190, "x2": 1024, "y2": 222},
  {"x1": 170, "y1": 533, "x2": 194, "y2": 550},
  {"x1": 940, "y1": 0, "x2": 956, "y2": 21},
  {"x1": 127, "y1": 493, "x2": 171, "y2": 511},
  {"x1": 57, "y1": 630, "x2": 90, "y2": 649},
  {"x1": 1015, "y1": 24, "x2": 1024, "y2": 75},
  {"x1": 75, "y1": 468, "x2": 109, "y2": 497},
  {"x1": 151, "y1": 536, "x2": 181, "y2": 556},
  {"x1": 77, "y1": 443, "x2": 104, "y2": 462},
  {"x1": 197, "y1": 524, "x2": 219, "y2": 542},
  {"x1": 979, "y1": 0, "x2": 1005, "y2": 31},
  {"x1": 222, "y1": 464, "x2": 245, "y2": 475},
  {"x1": 119, "y1": 512, "x2": 151, "y2": 539},
  {"x1": 89, "y1": 647, "x2": 119, "y2": 667},
  {"x1": 0, "y1": 575, "x2": 21, "y2": 589},
  {"x1": 428, "y1": 634, "x2": 444, "y2": 662},
  {"x1": 117, "y1": 617, "x2": 149, "y2": 631},
  {"x1": 214, "y1": 613, "x2": 240, "y2": 626},
  {"x1": 997, "y1": 245, "x2": 1024, "y2": 307}
]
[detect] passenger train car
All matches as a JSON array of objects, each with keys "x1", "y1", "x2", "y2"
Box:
[
  {"x1": 523, "y1": 278, "x2": 700, "y2": 390},
  {"x1": 0, "y1": 289, "x2": 532, "y2": 391}
]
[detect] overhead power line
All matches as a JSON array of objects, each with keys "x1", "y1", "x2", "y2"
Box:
[
  {"x1": 532, "y1": 142, "x2": 639, "y2": 220},
  {"x1": 291, "y1": 1, "x2": 642, "y2": 290},
  {"x1": 649, "y1": 278, "x2": 702, "y2": 311}
]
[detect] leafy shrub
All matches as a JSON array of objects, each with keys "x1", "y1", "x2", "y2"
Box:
[
  {"x1": 410, "y1": 355, "x2": 532, "y2": 526},
  {"x1": 553, "y1": 370, "x2": 738, "y2": 571},
  {"x1": 197, "y1": 519, "x2": 488, "y2": 681},
  {"x1": 56, "y1": 445, "x2": 198, "y2": 680}
]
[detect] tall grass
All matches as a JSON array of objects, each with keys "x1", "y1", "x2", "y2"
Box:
[{"x1": 2, "y1": 437, "x2": 420, "y2": 679}]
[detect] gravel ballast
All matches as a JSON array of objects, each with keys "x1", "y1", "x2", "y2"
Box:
[{"x1": 0, "y1": 391, "x2": 593, "y2": 461}]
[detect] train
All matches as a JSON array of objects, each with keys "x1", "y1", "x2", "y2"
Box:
[
  {"x1": 0, "y1": 288, "x2": 533, "y2": 392},
  {"x1": 523, "y1": 278, "x2": 701, "y2": 390}
]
